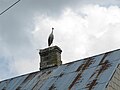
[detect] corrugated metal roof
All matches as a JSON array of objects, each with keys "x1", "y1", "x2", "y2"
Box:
[{"x1": 0, "y1": 49, "x2": 120, "y2": 90}]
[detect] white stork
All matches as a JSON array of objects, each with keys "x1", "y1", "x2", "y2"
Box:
[{"x1": 48, "y1": 28, "x2": 54, "y2": 46}]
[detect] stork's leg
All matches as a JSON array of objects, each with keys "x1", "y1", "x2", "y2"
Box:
[{"x1": 52, "y1": 41, "x2": 54, "y2": 46}]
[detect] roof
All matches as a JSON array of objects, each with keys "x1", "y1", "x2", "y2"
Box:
[{"x1": 0, "y1": 49, "x2": 120, "y2": 90}]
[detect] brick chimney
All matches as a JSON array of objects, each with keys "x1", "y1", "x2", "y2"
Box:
[{"x1": 39, "y1": 46, "x2": 62, "y2": 70}]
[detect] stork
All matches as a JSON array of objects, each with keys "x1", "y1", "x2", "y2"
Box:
[{"x1": 48, "y1": 28, "x2": 54, "y2": 46}]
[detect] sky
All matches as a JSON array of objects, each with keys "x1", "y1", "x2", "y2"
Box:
[{"x1": 0, "y1": 0, "x2": 120, "y2": 81}]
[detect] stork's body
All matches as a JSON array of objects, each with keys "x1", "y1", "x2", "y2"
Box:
[{"x1": 48, "y1": 28, "x2": 54, "y2": 46}]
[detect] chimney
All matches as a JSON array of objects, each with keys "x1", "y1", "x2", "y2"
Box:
[{"x1": 39, "y1": 46, "x2": 62, "y2": 70}]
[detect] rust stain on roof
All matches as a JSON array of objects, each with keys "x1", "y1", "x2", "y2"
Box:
[
  {"x1": 86, "y1": 78, "x2": 98, "y2": 90},
  {"x1": 69, "y1": 57, "x2": 95, "y2": 90},
  {"x1": 85, "y1": 53, "x2": 112, "y2": 90}
]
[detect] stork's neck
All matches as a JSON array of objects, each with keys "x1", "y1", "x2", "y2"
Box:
[{"x1": 51, "y1": 30, "x2": 53, "y2": 33}]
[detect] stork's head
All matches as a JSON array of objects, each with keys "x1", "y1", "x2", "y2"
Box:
[{"x1": 52, "y1": 27, "x2": 54, "y2": 30}]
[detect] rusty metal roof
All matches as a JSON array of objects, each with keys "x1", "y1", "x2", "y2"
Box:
[{"x1": 0, "y1": 49, "x2": 120, "y2": 90}]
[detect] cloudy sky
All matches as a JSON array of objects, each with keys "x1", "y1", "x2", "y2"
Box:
[{"x1": 0, "y1": 0, "x2": 120, "y2": 81}]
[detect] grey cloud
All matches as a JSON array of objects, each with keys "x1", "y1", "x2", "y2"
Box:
[{"x1": 0, "y1": 56, "x2": 17, "y2": 80}]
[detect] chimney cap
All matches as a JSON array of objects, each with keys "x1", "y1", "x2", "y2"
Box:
[{"x1": 39, "y1": 46, "x2": 62, "y2": 55}]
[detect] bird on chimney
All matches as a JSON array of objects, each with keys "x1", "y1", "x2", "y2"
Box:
[{"x1": 48, "y1": 28, "x2": 54, "y2": 46}]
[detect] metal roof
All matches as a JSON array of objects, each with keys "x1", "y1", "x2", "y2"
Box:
[{"x1": 0, "y1": 49, "x2": 120, "y2": 90}]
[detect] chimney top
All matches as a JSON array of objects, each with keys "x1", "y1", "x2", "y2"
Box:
[{"x1": 39, "y1": 46, "x2": 62, "y2": 70}]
